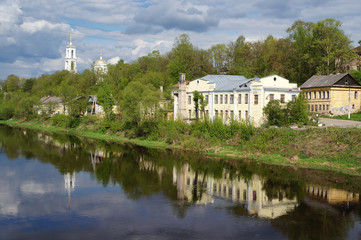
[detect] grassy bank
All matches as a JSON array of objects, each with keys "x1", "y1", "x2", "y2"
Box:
[{"x1": 1, "y1": 118, "x2": 361, "y2": 177}]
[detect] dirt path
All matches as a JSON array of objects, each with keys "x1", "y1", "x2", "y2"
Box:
[{"x1": 319, "y1": 117, "x2": 361, "y2": 128}]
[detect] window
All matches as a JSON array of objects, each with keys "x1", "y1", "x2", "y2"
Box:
[
  {"x1": 254, "y1": 95, "x2": 258, "y2": 104},
  {"x1": 245, "y1": 110, "x2": 248, "y2": 119},
  {"x1": 205, "y1": 110, "x2": 209, "y2": 116},
  {"x1": 237, "y1": 189, "x2": 240, "y2": 199},
  {"x1": 311, "y1": 105, "x2": 314, "y2": 111},
  {"x1": 323, "y1": 91, "x2": 325, "y2": 99},
  {"x1": 230, "y1": 94, "x2": 234, "y2": 104},
  {"x1": 220, "y1": 95, "x2": 223, "y2": 104},
  {"x1": 238, "y1": 94, "x2": 242, "y2": 104},
  {"x1": 270, "y1": 94, "x2": 274, "y2": 101},
  {"x1": 319, "y1": 91, "x2": 321, "y2": 99},
  {"x1": 188, "y1": 95, "x2": 191, "y2": 104},
  {"x1": 253, "y1": 191, "x2": 257, "y2": 201},
  {"x1": 292, "y1": 95, "x2": 296, "y2": 102},
  {"x1": 215, "y1": 95, "x2": 218, "y2": 104},
  {"x1": 326, "y1": 105, "x2": 329, "y2": 111},
  {"x1": 355, "y1": 91, "x2": 358, "y2": 99},
  {"x1": 314, "y1": 92, "x2": 316, "y2": 99},
  {"x1": 245, "y1": 94, "x2": 249, "y2": 104},
  {"x1": 239, "y1": 110, "x2": 241, "y2": 120},
  {"x1": 243, "y1": 190, "x2": 247, "y2": 200},
  {"x1": 309, "y1": 92, "x2": 311, "y2": 99},
  {"x1": 225, "y1": 94, "x2": 228, "y2": 104},
  {"x1": 315, "y1": 105, "x2": 318, "y2": 111},
  {"x1": 326, "y1": 91, "x2": 329, "y2": 99},
  {"x1": 230, "y1": 110, "x2": 234, "y2": 119},
  {"x1": 352, "y1": 104, "x2": 355, "y2": 109},
  {"x1": 225, "y1": 110, "x2": 228, "y2": 119},
  {"x1": 215, "y1": 110, "x2": 218, "y2": 117},
  {"x1": 308, "y1": 105, "x2": 310, "y2": 111},
  {"x1": 281, "y1": 94, "x2": 285, "y2": 103},
  {"x1": 323, "y1": 105, "x2": 325, "y2": 111},
  {"x1": 205, "y1": 95, "x2": 209, "y2": 102}
]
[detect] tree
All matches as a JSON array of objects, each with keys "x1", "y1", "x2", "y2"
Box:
[
  {"x1": 312, "y1": 19, "x2": 354, "y2": 75},
  {"x1": 6, "y1": 75, "x2": 20, "y2": 92},
  {"x1": 209, "y1": 44, "x2": 229, "y2": 73},
  {"x1": 287, "y1": 20, "x2": 315, "y2": 85},
  {"x1": 97, "y1": 84, "x2": 115, "y2": 119}
]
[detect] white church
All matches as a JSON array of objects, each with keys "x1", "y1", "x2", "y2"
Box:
[{"x1": 64, "y1": 30, "x2": 108, "y2": 74}]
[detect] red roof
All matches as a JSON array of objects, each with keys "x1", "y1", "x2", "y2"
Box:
[{"x1": 172, "y1": 81, "x2": 190, "y2": 88}]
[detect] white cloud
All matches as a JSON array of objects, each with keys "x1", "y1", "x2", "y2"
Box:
[{"x1": 0, "y1": 0, "x2": 360, "y2": 79}]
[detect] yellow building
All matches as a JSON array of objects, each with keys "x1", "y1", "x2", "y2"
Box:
[
  {"x1": 173, "y1": 74, "x2": 301, "y2": 126},
  {"x1": 300, "y1": 73, "x2": 361, "y2": 116}
]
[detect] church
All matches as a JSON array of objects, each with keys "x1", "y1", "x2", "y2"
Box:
[{"x1": 64, "y1": 31, "x2": 107, "y2": 74}]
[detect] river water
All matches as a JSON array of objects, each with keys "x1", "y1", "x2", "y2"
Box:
[{"x1": 0, "y1": 125, "x2": 361, "y2": 240}]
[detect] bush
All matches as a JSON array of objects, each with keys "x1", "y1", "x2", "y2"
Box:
[
  {"x1": 51, "y1": 114, "x2": 80, "y2": 128},
  {"x1": 0, "y1": 104, "x2": 15, "y2": 120}
]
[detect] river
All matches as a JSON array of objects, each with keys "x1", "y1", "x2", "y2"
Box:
[{"x1": 0, "y1": 125, "x2": 361, "y2": 240}]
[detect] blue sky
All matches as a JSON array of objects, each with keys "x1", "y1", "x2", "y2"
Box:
[{"x1": 0, "y1": 0, "x2": 360, "y2": 79}]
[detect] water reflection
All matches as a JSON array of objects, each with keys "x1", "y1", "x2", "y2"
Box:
[{"x1": 1, "y1": 125, "x2": 361, "y2": 239}]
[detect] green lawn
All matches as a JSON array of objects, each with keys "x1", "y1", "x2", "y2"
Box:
[{"x1": 321, "y1": 112, "x2": 361, "y2": 121}]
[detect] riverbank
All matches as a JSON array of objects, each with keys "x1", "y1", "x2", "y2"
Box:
[{"x1": 1, "y1": 118, "x2": 361, "y2": 177}]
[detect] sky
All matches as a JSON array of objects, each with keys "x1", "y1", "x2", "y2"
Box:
[{"x1": 0, "y1": 0, "x2": 360, "y2": 79}]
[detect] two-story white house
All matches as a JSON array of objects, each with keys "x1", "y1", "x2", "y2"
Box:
[{"x1": 173, "y1": 74, "x2": 301, "y2": 126}]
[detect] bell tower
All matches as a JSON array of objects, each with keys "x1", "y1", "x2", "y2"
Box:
[{"x1": 65, "y1": 29, "x2": 77, "y2": 73}]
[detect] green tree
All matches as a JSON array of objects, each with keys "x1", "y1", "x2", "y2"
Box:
[
  {"x1": 6, "y1": 75, "x2": 20, "y2": 92},
  {"x1": 97, "y1": 84, "x2": 115, "y2": 119}
]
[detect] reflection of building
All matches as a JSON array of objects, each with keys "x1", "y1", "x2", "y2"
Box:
[
  {"x1": 172, "y1": 165, "x2": 298, "y2": 219},
  {"x1": 140, "y1": 160, "x2": 298, "y2": 219},
  {"x1": 64, "y1": 172, "x2": 75, "y2": 209},
  {"x1": 306, "y1": 185, "x2": 359, "y2": 204}
]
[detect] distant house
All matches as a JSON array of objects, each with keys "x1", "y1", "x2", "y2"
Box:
[
  {"x1": 350, "y1": 46, "x2": 361, "y2": 71},
  {"x1": 173, "y1": 74, "x2": 301, "y2": 126},
  {"x1": 38, "y1": 96, "x2": 65, "y2": 116},
  {"x1": 87, "y1": 95, "x2": 104, "y2": 116},
  {"x1": 300, "y1": 73, "x2": 361, "y2": 116}
]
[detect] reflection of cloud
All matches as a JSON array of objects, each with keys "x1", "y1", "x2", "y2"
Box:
[
  {"x1": 0, "y1": 169, "x2": 20, "y2": 216},
  {"x1": 20, "y1": 181, "x2": 55, "y2": 195}
]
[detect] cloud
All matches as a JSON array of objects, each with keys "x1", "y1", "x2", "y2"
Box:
[{"x1": 126, "y1": 0, "x2": 219, "y2": 33}]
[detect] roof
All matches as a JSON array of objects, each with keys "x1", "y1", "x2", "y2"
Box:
[
  {"x1": 353, "y1": 46, "x2": 361, "y2": 54},
  {"x1": 199, "y1": 75, "x2": 250, "y2": 92},
  {"x1": 300, "y1": 73, "x2": 352, "y2": 88},
  {"x1": 40, "y1": 96, "x2": 63, "y2": 104}
]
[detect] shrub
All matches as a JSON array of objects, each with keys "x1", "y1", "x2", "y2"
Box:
[
  {"x1": 0, "y1": 104, "x2": 15, "y2": 120},
  {"x1": 51, "y1": 114, "x2": 72, "y2": 128}
]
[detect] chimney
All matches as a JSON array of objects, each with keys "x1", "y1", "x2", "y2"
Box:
[{"x1": 180, "y1": 73, "x2": 185, "y2": 83}]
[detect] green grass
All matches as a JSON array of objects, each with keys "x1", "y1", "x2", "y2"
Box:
[
  {"x1": 2, "y1": 118, "x2": 361, "y2": 177},
  {"x1": 321, "y1": 112, "x2": 361, "y2": 121}
]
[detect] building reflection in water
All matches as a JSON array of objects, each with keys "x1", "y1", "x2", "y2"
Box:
[
  {"x1": 306, "y1": 185, "x2": 359, "y2": 214},
  {"x1": 64, "y1": 172, "x2": 75, "y2": 209}
]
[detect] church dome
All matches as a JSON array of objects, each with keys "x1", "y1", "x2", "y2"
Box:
[
  {"x1": 95, "y1": 58, "x2": 107, "y2": 65},
  {"x1": 94, "y1": 53, "x2": 107, "y2": 65}
]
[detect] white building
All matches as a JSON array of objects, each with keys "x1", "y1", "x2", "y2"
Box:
[
  {"x1": 64, "y1": 31, "x2": 77, "y2": 73},
  {"x1": 93, "y1": 53, "x2": 108, "y2": 74},
  {"x1": 173, "y1": 74, "x2": 301, "y2": 126}
]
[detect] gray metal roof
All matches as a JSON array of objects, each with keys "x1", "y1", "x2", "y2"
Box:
[
  {"x1": 199, "y1": 75, "x2": 251, "y2": 92},
  {"x1": 300, "y1": 73, "x2": 348, "y2": 88},
  {"x1": 40, "y1": 96, "x2": 63, "y2": 104}
]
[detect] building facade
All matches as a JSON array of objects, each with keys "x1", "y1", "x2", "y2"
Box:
[
  {"x1": 173, "y1": 74, "x2": 301, "y2": 126},
  {"x1": 64, "y1": 31, "x2": 77, "y2": 73},
  {"x1": 300, "y1": 73, "x2": 361, "y2": 116}
]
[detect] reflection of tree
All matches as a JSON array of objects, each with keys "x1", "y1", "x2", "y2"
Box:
[
  {"x1": 271, "y1": 204, "x2": 354, "y2": 240},
  {"x1": 1, "y1": 124, "x2": 361, "y2": 227}
]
